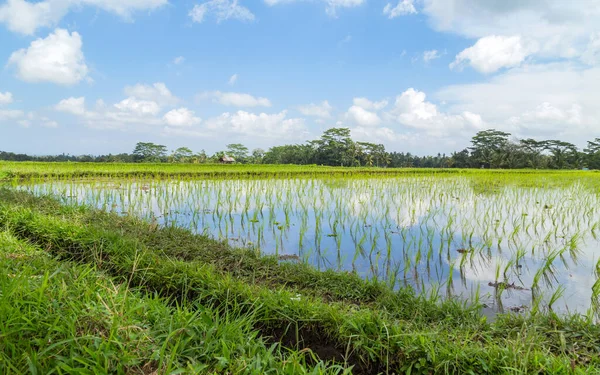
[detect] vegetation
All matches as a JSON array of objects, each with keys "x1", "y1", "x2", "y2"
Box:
[
  {"x1": 1, "y1": 188, "x2": 600, "y2": 374},
  {"x1": 2, "y1": 128, "x2": 600, "y2": 169},
  {"x1": 0, "y1": 228, "x2": 343, "y2": 374}
]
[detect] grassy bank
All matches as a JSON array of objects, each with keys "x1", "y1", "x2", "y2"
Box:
[
  {"x1": 1, "y1": 188, "x2": 599, "y2": 374},
  {"x1": 0, "y1": 229, "x2": 344, "y2": 374},
  {"x1": 2, "y1": 161, "x2": 598, "y2": 181}
]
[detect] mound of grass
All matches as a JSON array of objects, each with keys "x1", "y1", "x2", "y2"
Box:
[
  {"x1": 0, "y1": 230, "x2": 347, "y2": 374},
  {"x1": 1, "y1": 188, "x2": 599, "y2": 374},
  {"x1": 4, "y1": 161, "x2": 598, "y2": 182}
]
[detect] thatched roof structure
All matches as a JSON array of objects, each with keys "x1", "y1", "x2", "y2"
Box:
[{"x1": 219, "y1": 155, "x2": 235, "y2": 163}]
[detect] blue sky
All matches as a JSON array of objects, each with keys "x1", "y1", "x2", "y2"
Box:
[{"x1": 1, "y1": 0, "x2": 599, "y2": 156}]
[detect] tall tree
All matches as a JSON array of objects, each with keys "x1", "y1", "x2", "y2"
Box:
[
  {"x1": 312, "y1": 128, "x2": 358, "y2": 166},
  {"x1": 584, "y1": 138, "x2": 600, "y2": 169},
  {"x1": 226, "y1": 143, "x2": 249, "y2": 162},
  {"x1": 170, "y1": 147, "x2": 193, "y2": 163},
  {"x1": 543, "y1": 140, "x2": 580, "y2": 169},
  {"x1": 132, "y1": 142, "x2": 168, "y2": 162},
  {"x1": 469, "y1": 129, "x2": 511, "y2": 168}
]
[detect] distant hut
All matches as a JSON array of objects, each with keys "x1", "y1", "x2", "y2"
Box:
[{"x1": 219, "y1": 155, "x2": 235, "y2": 164}]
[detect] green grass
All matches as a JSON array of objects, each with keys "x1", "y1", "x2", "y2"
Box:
[
  {"x1": 1, "y1": 188, "x2": 600, "y2": 374},
  {"x1": 0, "y1": 229, "x2": 347, "y2": 374},
  {"x1": 2, "y1": 161, "x2": 599, "y2": 181}
]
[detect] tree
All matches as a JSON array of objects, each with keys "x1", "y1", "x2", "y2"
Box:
[
  {"x1": 543, "y1": 140, "x2": 580, "y2": 169},
  {"x1": 250, "y1": 148, "x2": 265, "y2": 164},
  {"x1": 263, "y1": 144, "x2": 313, "y2": 164},
  {"x1": 450, "y1": 149, "x2": 471, "y2": 168},
  {"x1": 170, "y1": 147, "x2": 193, "y2": 163},
  {"x1": 191, "y1": 150, "x2": 208, "y2": 164},
  {"x1": 469, "y1": 129, "x2": 511, "y2": 168},
  {"x1": 311, "y1": 128, "x2": 358, "y2": 166},
  {"x1": 584, "y1": 138, "x2": 600, "y2": 169},
  {"x1": 132, "y1": 142, "x2": 168, "y2": 162},
  {"x1": 226, "y1": 143, "x2": 249, "y2": 162},
  {"x1": 519, "y1": 138, "x2": 547, "y2": 169}
]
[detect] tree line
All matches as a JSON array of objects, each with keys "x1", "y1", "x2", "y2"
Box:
[{"x1": 2, "y1": 128, "x2": 600, "y2": 169}]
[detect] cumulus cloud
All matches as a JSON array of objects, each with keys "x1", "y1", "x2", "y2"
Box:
[
  {"x1": 581, "y1": 33, "x2": 600, "y2": 65},
  {"x1": 508, "y1": 102, "x2": 582, "y2": 134},
  {"x1": 41, "y1": 118, "x2": 59, "y2": 128},
  {"x1": 124, "y1": 82, "x2": 179, "y2": 106},
  {"x1": 55, "y1": 97, "x2": 86, "y2": 115},
  {"x1": 163, "y1": 108, "x2": 201, "y2": 127},
  {"x1": 0, "y1": 0, "x2": 167, "y2": 35},
  {"x1": 345, "y1": 105, "x2": 381, "y2": 127},
  {"x1": 54, "y1": 94, "x2": 167, "y2": 129},
  {"x1": 386, "y1": 88, "x2": 484, "y2": 136},
  {"x1": 383, "y1": 0, "x2": 416, "y2": 18},
  {"x1": 298, "y1": 100, "x2": 332, "y2": 118},
  {"x1": 451, "y1": 35, "x2": 537, "y2": 73},
  {"x1": 205, "y1": 110, "x2": 307, "y2": 139},
  {"x1": 353, "y1": 97, "x2": 388, "y2": 111},
  {"x1": 424, "y1": 0, "x2": 600, "y2": 63},
  {"x1": 423, "y1": 49, "x2": 441, "y2": 63},
  {"x1": 199, "y1": 91, "x2": 272, "y2": 107},
  {"x1": 0, "y1": 92, "x2": 13, "y2": 105},
  {"x1": 436, "y1": 63, "x2": 599, "y2": 144},
  {"x1": 114, "y1": 97, "x2": 161, "y2": 116},
  {"x1": 8, "y1": 28, "x2": 88, "y2": 85},
  {"x1": 0, "y1": 109, "x2": 25, "y2": 121},
  {"x1": 189, "y1": 0, "x2": 255, "y2": 23},
  {"x1": 264, "y1": 0, "x2": 364, "y2": 17}
]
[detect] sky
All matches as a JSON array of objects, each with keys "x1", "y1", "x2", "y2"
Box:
[{"x1": 0, "y1": 0, "x2": 599, "y2": 156}]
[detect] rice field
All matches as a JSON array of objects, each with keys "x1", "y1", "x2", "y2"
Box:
[{"x1": 14, "y1": 169, "x2": 600, "y2": 317}]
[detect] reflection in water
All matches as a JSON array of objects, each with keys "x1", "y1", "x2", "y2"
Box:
[{"x1": 20, "y1": 176, "x2": 600, "y2": 315}]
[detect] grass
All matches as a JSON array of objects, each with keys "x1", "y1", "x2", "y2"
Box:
[
  {"x1": 1, "y1": 188, "x2": 600, "y2": 374},
  {"x1": 2, "y1": 161, "x2": 599, "y2": 181},
  {"x1": 0, "y1": 229, "x2": 345, "y2": 374}
]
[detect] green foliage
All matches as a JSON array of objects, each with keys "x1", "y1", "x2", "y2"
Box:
[{"x1": 132, "y1": 142, "x2": 168, "y2": 162}]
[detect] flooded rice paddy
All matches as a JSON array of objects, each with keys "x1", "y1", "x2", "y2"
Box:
[{"x1": 20, "y1": 174, "x2": 600, "y2": 316}]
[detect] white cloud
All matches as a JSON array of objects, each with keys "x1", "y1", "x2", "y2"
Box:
[
  {"x1": 345, "y1": 105, "x2": 381, "y2": 127},
  {"x1": 41, "y1": 119, "x2": 59, "y2": 128},
  {"x1": 0, "y1": 92, "x2": 13, "y2": 105},
  {"x1": 228, "y1": 73, "x2": 238, "y2": 85},
  {"x1": 124, "y1": 82, "x2": 179, "y2": 106},
  {"x1": 437, "y1": 63, "x2": 599, "y2": 144},
  {"x1": 0, "y1": 0, "x2": 167, "y2": 35},
  {"x1": 353, "y1": 97, "x2": 388, "y2": 111},
  {"x1": 508, "y1": 102, "x2": 583, "y2": 134},
  {"x1": 8, "y1": 28, "x2": 88, "y2": 85},
  {"x1": 298, "y1": 100, "x2": 332, "y2": 118},
  {"x1": 114, "y1": 97, "x2": 161, "y2": 116},
  {"x1": 325, "y1": 0, "x2": 364, "y2": 17},
  {"x1": 450, "y1": 35, "x2": 537, "y2": 73},
  {"x1": 264, "y1": 0, "x2": 364, "y2": 17},
  {"x1": 55, "y1": 97, "x2": 86, "y2": 115},
  {"x1": 386, "y1": 88, "x2": 484, "y2": 136},
  {"x1": 0, "y1": 109, "x2": 25, "y2": 121},
  {"x1": 423, "y1": 49, "x2": 441, "y2": 63},
  {"x1": 383, "y1": 0, "x2": 416, "y2": 19},
  {"x1": 205, "y1": 110, "x2": 307, "y2": 139},
  {"x1": 54, "y1": 95, "x2": 167, "y2": 130},
  {"x1": 189, "y1": 0, "x2": 255, "y2": 23},
  {"x1": 199, "y1": 91, "x2": 272, "y2": 107},
  {"x1": 582, "y1": 33, "x2": 600, "y2": 65},
  {"x1": 163, "y1": 108, "x2": 201, "y2": 127},
  {"x1": 424, "y1": 0, "x2": 600, "y2": 63},
  {"x1": 173, "y1": 56, "x2": 185, "y2": 65}
]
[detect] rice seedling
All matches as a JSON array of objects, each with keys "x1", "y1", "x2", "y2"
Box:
[{"x1": 5, "y1": 165, "x2": 600, "y2": 317}]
